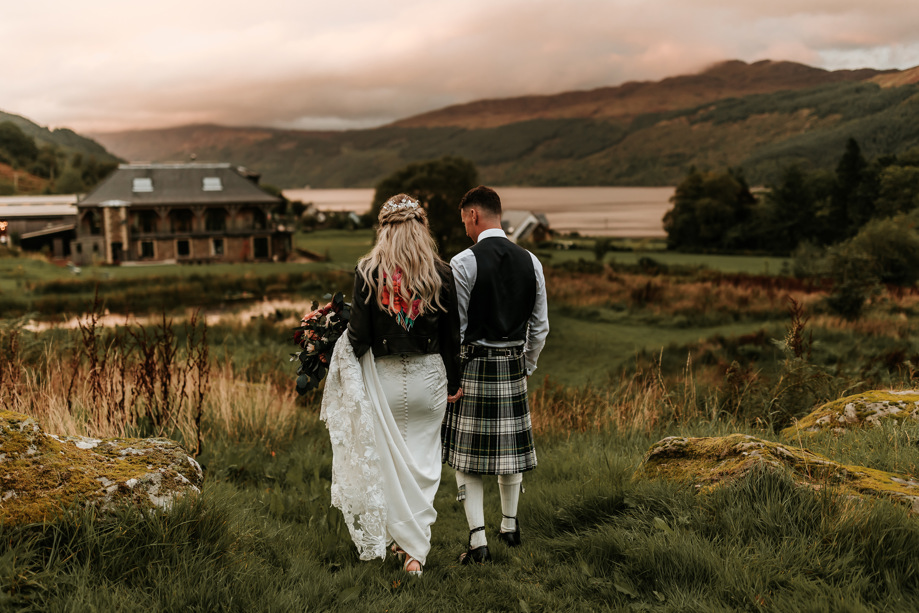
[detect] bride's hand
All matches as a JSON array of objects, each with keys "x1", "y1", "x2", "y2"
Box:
[{"x1": 447, "y1": 388, "x2": 463, "y2": 403}]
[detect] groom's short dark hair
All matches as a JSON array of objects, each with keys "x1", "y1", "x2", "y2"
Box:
[{"x1": 459, "y1": 185, "x2": 502, "y2": 217}]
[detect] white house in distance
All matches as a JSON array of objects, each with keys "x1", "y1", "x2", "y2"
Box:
[
  {"x1": 71, "y1": 163, "x2": 292, "y2": 265},
  {"x1": 501, "y1": 209, "x2": 551, "y2": 243}
]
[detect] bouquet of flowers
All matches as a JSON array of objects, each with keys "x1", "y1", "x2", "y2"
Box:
[{"x1": 291, "y1": 292, "x2": 351, "y2": 395}]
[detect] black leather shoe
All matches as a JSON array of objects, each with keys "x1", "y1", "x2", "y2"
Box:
[
  {"x1": 498, "y1": 515, "x2": 521, "y2": 547},
  {"x1": 498, "y1": 526, "x2": 521, "y2": 547},
  {"x1": 459, "y1": 526, "x2": 491, "y2": 565},
  {"x1": 459, "y1": 545, "x2": 492, "y2": 565}
]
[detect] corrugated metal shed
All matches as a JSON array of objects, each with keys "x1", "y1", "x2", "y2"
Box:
[
  {"x1": 0, "y1": 195, "x2": 79, "y2": 207},
  {"x1": 80, "y1": 163, "x2": 281, "y2": 206}
]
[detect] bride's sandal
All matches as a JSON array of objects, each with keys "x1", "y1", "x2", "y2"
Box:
[
  {"x1": 390, "y1": 543, "x2": 406, "y2": 562},
  {"x1": 403, "y1": 554, "x2": 423, "y2": 577}
]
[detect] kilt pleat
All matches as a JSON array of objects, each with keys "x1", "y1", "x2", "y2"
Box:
[{"x1": 441, "y1": 351, "x2": 537, "y2": 475}]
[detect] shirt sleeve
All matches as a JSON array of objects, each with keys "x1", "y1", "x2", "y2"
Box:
[
  {"x1": 449, "y1": 249, "x2": 476, "y2": 344},
  {"x1": 524, "y1": 253, "x2": 549, "y2": 376}
]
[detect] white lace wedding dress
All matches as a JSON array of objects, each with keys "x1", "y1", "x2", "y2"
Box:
[{"x1": 320, "y1": 335, "x2": 448, "y2": 565}]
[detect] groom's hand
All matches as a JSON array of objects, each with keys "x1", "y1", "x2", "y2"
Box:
[{"x1": 447, "y1": 388, "x2": 464, "y2": 403}]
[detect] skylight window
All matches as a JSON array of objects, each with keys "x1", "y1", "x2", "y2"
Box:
[
  {"x1": 202, "y1": 177, "x2": 223, "y2": 191},
  {"x1": 132, "y1": 177, "x2": 153, "y2": 193}
]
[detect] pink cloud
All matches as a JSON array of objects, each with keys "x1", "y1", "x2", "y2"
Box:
[{"x1": 2, "y1": 0, "x2": 919, "y2": 132}]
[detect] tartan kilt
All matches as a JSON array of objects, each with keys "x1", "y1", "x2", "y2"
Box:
[{"x1": 441, "y1": 348, "x2": 537, "y2": 475}]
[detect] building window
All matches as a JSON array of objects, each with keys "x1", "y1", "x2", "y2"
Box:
[
  {"x1": 212, "y1": 238, "x2": 224, "y2": 256},
  {"x1": 202, "y1": 177, "x2": 223, "y2": 191},
  {"x1": 83, "y1": 211, "x2": 102, "y2": 235},
  {"x1": 253, "y1": 237, "x2": 269, "y2": 259},
  {"x1": 205, "y1": 209, "x2": 226, "y2": 231},
  {"x1": 139, "y1": 210, "x2": 158, "y2": 233},
  {"x1": 76, "y1": 243, "x2": 82, "y2": 254},
  {"x1": 170, "y1": 210, "x2": 193, "y2": 233},
  {"x1": 141, "y1": 241, "x2": 154, "y2": 259},
  {"x1": 132, "y1": 177, "x2": 153, "y2": 193},
  {"x1": 177, "y1": 239, "x2": 190, "y2": 257}
]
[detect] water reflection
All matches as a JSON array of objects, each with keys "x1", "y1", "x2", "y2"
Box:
[{"x1": 283, "y1": 186, "x2": 675, "y2": 238}]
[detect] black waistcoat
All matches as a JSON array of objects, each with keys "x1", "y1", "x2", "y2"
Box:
[{"x1": 465, "y1": 237, "x2": 537, "y2": 344}]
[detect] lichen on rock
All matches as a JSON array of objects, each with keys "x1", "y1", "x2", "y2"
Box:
[
  {"x1": 635, "y1": 433, "x2": 919, "y2": 513},
  {"x1": 782, "y1": 390, "x2": 919, "y2": 438},
  {"x1": 0, "y1": 411, "x2": 203, "y2": 525}
]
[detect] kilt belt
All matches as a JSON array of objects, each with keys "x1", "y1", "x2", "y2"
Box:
[{"x1": 442, "y1": 343, "x2": 537, "y2": 475}]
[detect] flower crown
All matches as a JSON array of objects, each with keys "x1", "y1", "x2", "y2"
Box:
[{"x1": 382, "y1": 196, "x2": 420, "y2": 214}]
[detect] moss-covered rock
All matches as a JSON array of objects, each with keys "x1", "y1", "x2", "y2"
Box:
[
  {"x1": 0, "y1": 411, "x2": 203, "y2": 525},
  {"x1": 781, "y1": 390, "x2": 919, "y2": 438},
  {"x1": 635, "y1": 433, "x2": 919, "y2": 512}
]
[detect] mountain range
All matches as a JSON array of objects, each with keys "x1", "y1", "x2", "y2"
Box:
[{"x1": 21, "y1": 59, "x2": 919, "y2": 190}]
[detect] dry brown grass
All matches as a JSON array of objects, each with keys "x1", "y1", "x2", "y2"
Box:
[
  {"x1": 529, "y1": 353, "x2": 711, "y2": 435},
  {"x1": 0, "y1": 304, "x2": 301, "y2": 455},
  {"x1": 546, "y1": 267, "x2": 831, "y2": 322}
]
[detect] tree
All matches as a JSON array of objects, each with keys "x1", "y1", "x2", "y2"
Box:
[
  {"x1": 662, "y1": 168, "x2": 756, "y2": 251},
  {"x1": 848, "y1": 215, "x2": 919, "y2": 286},
  {"x1": 371, "y1": 157, "x2": 479, "y2": 257},
  {"x1": 53, "y1": 169, "x2": 86, "y2": 194},
  {"x1": 827, "y1": 138, "x2": 879, "y2": 241},
  {"x1": 0, "y1": 121, "x2": 39, "y2": 168},
  {"x1": 764, "y1": 164, "x2": 821, "y2": 252},
  {"x1": 875, "y1": 165, "x2": 919, "y2": 218},
  {"x1": 30, "y1": 144, "x2": 62, "y2": 180},
  {"x1": 824, "y1": 240, "x2": 878, "y2": 321}
]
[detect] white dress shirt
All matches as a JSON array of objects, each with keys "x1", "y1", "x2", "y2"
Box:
[{"x1": 450, "y1": 228, "x2": 549, "y2": 375}]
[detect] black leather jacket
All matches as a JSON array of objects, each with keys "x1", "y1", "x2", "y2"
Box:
[{"x1": 347, "y1": 261, "x2": 461, "y2": 395}]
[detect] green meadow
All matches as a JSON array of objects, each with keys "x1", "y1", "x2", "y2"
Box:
[{"x1": 2, "y1": 231, "x2": 919, "y2": 611}]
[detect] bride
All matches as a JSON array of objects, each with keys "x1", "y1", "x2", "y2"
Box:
[{"x1": 320, "y1": 194, "x2": 461, "y2": 577}]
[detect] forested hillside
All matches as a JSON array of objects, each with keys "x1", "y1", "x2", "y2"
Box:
[
  {"x1": 0, "y1": 111, "x2": 121, "y2": 194},
  {"x1": 89, "y1": 60, "x2": 919, "y2": 190}
]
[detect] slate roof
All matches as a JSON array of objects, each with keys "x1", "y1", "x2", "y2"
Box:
[{"x1": 79, "y1": 163, "x2": 281, "y2": 207}]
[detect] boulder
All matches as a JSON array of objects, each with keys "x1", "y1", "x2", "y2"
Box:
[
  {"x1": 781, "y1": 390, "x2": 919, "y2": 438},
  {"x1": 635, "y1": 433, "x2": 919, "y2": 512},
  {"x1": 0, "y1": 411, "x2": 203, "y2": 525}
]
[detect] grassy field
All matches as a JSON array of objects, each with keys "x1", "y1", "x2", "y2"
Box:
[
  {"x1": 4, "y1": 402, "x2": 919, "y2": 611},
  {"x1": 534, "y1": 245, "x2": 792, "y2": 276},
  {"x1": 3, "y1": 232, "x2": 919, "y2": 610},
  {"x1": 537, "y1": 310, "x2": 776, "y2": 387}
]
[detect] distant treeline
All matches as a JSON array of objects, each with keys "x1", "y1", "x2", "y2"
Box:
[
  {"x1": 664, "y1": 137, "x2": 919, "y2": 254},
  {"x1": 664, "y1": 137, "x2": 919, "y2": 319},
  {"x1": 0, "y1": 121, "x2": 117, "y2": 195}
]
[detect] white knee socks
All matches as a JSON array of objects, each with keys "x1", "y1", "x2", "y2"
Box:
[
  {"x1": 456, "y1": 471, "x2": 525, "y2": 545},
  {"x1": 498, "y1": 473, "x2": 523, "y2": 532},
  {"x1": 456, "y1": 471, "x2": 486, "y2": 548}
]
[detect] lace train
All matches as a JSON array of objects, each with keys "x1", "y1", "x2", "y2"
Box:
[{"x1": 320, "y1": 335, "x2": 387, "y2": 560}]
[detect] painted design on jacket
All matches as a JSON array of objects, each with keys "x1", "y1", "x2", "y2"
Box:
[{"x1": 381, "y1": 267, "x2": 421, "y2": 331}]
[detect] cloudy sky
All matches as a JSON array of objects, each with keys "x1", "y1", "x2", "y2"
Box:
[{"x1": 3, "y1": 0, "x2": 919, "y2": 133}]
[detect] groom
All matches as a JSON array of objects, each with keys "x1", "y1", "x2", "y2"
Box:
[{"x1": 442, "y1": 185, "x2": 549, "y2": 564}]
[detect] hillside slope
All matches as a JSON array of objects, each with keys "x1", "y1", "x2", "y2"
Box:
[
  {"x1": 0, "y1": 111, "x2": 121, "y2": 164},
  {"x1": 89, "y1": 60, "x2": 919, "y2": 189},
  {"x1": 389, "y1": 60, "x2": 891, "y2": 129}
]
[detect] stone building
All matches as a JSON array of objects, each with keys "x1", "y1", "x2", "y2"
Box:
[{"x1": 71, "y1": 163, "x2": 292, "y2": 265}]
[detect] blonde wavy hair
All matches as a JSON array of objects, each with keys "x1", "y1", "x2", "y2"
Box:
[{"x1": 356, "y1": 194, "x2": 446, "y2": 314}]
